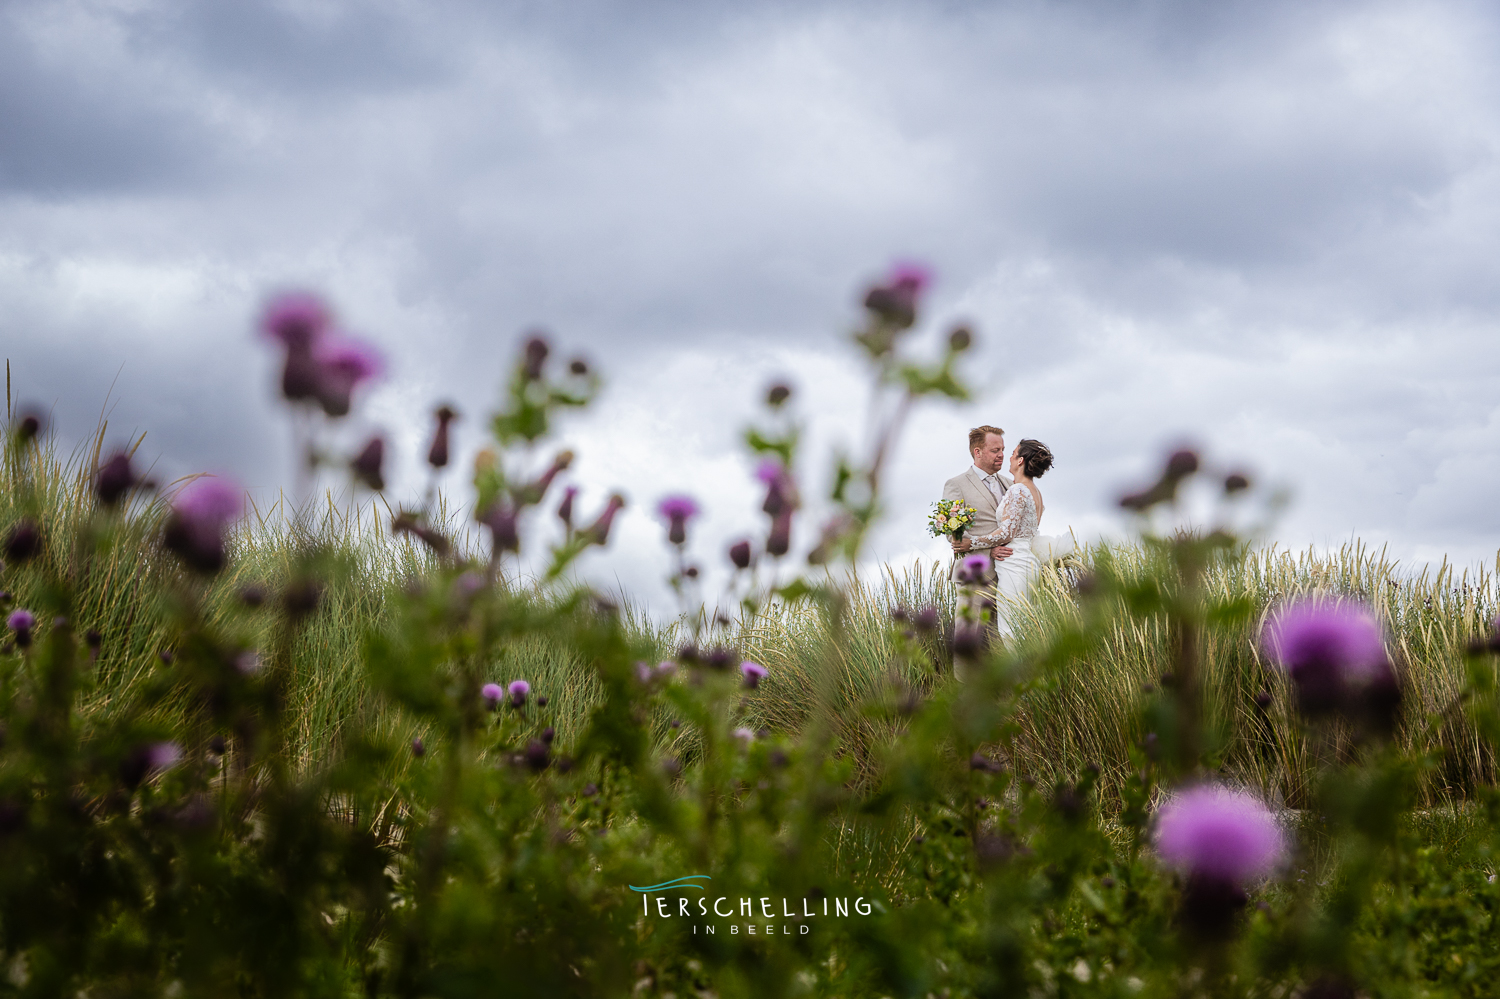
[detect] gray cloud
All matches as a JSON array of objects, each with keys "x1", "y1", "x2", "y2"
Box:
[{"x1": 2, "y1": 0, "x2": 1498, "y2": 605}]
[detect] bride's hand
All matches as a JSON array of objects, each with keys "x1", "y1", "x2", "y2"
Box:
[{"x1": 991, "y1": 545, "x2": 1013, "y2": 561}]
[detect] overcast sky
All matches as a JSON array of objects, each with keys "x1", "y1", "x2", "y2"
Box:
[{"x1": 3, "y1": 0, "x2": 1498, "y2": 609}]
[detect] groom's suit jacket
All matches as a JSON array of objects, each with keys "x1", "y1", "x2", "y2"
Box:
[{"x1": 941, "y1": 467, "x2": 1013, "y2": 583}]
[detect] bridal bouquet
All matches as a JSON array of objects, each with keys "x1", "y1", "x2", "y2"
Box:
[{"x1": 927, "y1": 498, "x2": 978, "y2": 540}]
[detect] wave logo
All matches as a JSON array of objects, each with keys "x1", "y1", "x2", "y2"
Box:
[{"x1": 628, "y1": 875, "x2": 711, "y2": 893}]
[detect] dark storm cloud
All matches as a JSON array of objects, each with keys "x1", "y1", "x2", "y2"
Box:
[{"x1": 0, "y1": 4, "x2": 215, "y2": 195}]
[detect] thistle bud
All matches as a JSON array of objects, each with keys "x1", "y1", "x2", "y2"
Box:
[
  {"x1": 95, "y1": 451, "x2": 138, "y2": 506},
  {"x1": 427, "y1": 405, "x2": 457, "y2": 469},
  {"x1": 522, "y1": 336, "x2": 550, "y2": 380},
  {"x1": 351, "y1": 437, "x2": 385, "y2": 491},
  {"x1": 3, "y1": 520, "x2": 41, "y2": 562}
]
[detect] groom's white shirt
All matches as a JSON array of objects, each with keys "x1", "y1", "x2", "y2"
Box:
[{"x1": 969, "y1": 464, "x2": 1010, "y2": 504}]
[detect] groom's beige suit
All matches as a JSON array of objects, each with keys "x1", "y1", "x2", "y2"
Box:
[{"x1": 941, "y1": 466, "x2": 1013, "y2": 583}]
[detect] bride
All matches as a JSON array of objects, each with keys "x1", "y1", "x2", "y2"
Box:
[{"x1": 970, "y1": 439, "x2": 1054, "y2": 640}]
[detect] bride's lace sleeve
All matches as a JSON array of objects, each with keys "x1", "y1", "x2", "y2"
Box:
[{"x1": 970, "y1": 489, "x2": 1030, "y2": 548}]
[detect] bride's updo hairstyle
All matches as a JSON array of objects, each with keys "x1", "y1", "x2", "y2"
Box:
[{"x1": 1016, "y1": 439, "x2": 1054, "y2": 478}]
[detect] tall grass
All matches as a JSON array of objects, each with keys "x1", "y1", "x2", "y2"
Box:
[{"x1": 6, "y1": 424, "x2": 1498, "y2": 810}]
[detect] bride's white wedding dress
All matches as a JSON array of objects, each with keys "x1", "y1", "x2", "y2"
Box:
[{"x1": 976, "y1": 485, "x2": 1041, "y2": 640}]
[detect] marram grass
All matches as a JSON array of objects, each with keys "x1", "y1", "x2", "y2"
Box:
[{"x1": 5, "y1": 428, "x2": 1498, "y2": 810}]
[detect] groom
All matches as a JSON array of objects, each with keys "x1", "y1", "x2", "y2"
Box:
[{"x1": 943, "y1": 425, "x2": 1014, "y2": 580}]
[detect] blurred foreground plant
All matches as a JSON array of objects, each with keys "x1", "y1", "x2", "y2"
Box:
[{"x1": 1, "y1": 275, "x2": 1499, "y2": 999}]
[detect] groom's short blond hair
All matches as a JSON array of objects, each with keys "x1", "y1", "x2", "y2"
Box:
[{"x1": 968, "y1": 425, "x2": 1004, "y2": 455}]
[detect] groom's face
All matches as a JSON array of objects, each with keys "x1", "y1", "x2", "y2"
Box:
[{"x1": 973, "y1": 433, "x2": 1006, "y2": 474}]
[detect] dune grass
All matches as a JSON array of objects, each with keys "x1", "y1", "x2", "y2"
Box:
[{"x1": 5, "y1": 424, "x2": 1498, "y2": 813}]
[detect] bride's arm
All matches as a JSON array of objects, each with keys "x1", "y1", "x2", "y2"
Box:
[{"x1": 969, "y1": 491, "x2": 1024, "y2": 548}]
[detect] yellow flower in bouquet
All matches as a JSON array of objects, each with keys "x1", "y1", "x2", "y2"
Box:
[{"x1": 928, "y1": 498, "x2": 978, "y2": 540}]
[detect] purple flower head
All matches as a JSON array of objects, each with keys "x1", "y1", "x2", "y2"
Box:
[
  {"x1": 755, "y1": 458, "x2": 784, "y2": 485},
  {"x1": 657, "y1": 495, "x2": 699, "y2": 520},
  {"x1": 732, "y1": 726, "x2": 755, "y2": 745},
  {"x1": 1263, "y1": 598, "x2": 1388, "y2": 714},
  {"x1": 655, "y1": 660, "x2": 677, "y2": 678},
  {"x1": 173, "y1": 477, "x2": 244, "y2": 525},
  {"x1": 862, "y1": 261, "x2": 932, "y2": 329},
  {"x1": 1154, "y1": 784, "x2": 1286, "y2": 885},
  {"x1": 164, "y1": 477, "x2": 244, "y2": 574},
  {"x1": 313, "y1": 334, "x2": 384, "y2": 417},
  {"x1": 657, "y1": 494, "x2": 700, "y2": 545},
  {"x1": 741, "y1": 660, "x2": 768, "y2": 690},
  {"x1": 146, "y1": 741, "x2": 183, "y2": 771},
  {"x1": 261, "y1": 292, "x2": 331, "y2": 351},
  {"x1": 634, "y1": 660, "x2": 653, "y2": 684},
  {"x1": 728, "y1": 539, "x2": 752, "y2": 570},
  {"x1": 888, "y1": 261, "x2": 932, "y2": 294},
  {"x1": 508, "y1": 679, "x2": 531, "y2": 707},
  {"x1": 481, "y1": 682, "x2": 504, "y2": 706},
  {"x1": 957, "y1": 553, "x2": 991, "y2": 585},
  {"x1": 7, "y1": 609, "x2": 35, "y2": 632}
]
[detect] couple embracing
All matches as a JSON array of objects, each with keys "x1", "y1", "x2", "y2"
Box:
[{"x1": 941, "y1": 425, "x2": 1054, "y2": 648}]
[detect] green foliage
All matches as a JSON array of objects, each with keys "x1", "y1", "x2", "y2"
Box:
[{"x1": 2, "y1": 282, "x2": 1500, "y2": 998}]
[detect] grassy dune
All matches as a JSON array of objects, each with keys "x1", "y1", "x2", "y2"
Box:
[{"x1": 6, "y1": 427, "x2": 1498, "y2": 811}]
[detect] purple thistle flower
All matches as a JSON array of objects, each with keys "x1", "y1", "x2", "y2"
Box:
[
  {"x1": 261, "y1": 292, "x2": 331, "y2": 351},
  {"x1": 656, "y1": 660, "x2": 677, "y2": 678},
  {"x1": 741, "y1": 660, "x2": 767, "y2": 690},
  {"x1": 755, "y1": 458, "x2": 784, "y2": 485},
  {"x1": 146, "y1": 741, "x2": 183, "y2": 771},
  {"x1": 732, "y1": 726, "x2": 755, "y2": 745},
  {"x1": 508, "y1": 679, "x2": 531, "y2": 707},
  {"x1": 957, "y1": 553, "x2": 991, "y2": 585},
  {"x1": 862, "y1": 261, "x2": 932, "y2": 329},
  {"x1": 1263, "y1": 598, "x2": 1388, "y2": 715},
  {"x1": 118, "y1": 740, "x2": 184, "y2": 790},
  {"x1": 657, "y1": 494, "x2": 700, "y2": 545},
  {"x1": 313, "y1": 334, "x2": 384, "y2": 417},
  {"x1": 163, "y1": 477, "x2": 244, "y2": 574},
  {"x1": 175, "y1": 476, "x2": 243, "y2": 524},
  {"x1": 481, "y1": 683, "x2": 504, "y2": 707},
  {"x1": 728, "y1": 539, "x2": 752, "y2": 569},
  {"x1": 1154, "y1": 784, "x2": 1285, "y2": 884},
  {"x1": 6, "y1": 609, "x2": 35, "y2": 632},
  {"x1": 888, "y1": 261, "x2": 932, "y2": 293}
]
